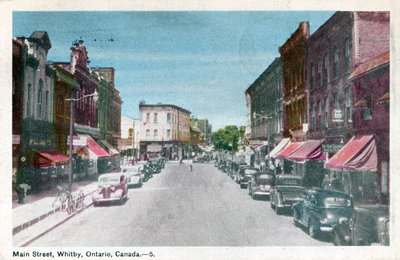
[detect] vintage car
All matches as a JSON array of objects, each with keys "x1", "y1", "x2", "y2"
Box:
[
  {"x1": 247, "y1": 171, "x2": 275, "y2": 199},
  {"x1": 92, "y1": 173, "x2": 128, "y2": 206},
  {"x1": 270, "y1": 175, "x2": 306, "y2": 215},
  {"x1": 293, "y1": 189, "x2": 354, "y2": 238},
  {"x1": 332, "y1": 204, "x2": 389, "y2": 246},
  {"x1": 121, "y1": 165, "x2": 143, "y2": 188},
  {"x1": 234, "y1": 165, "x2": 253, "y2": 183},
  {"x1": 238, "y1": 167, "x2": 260, "y2": 189},
  {"x1": 136, "y1": 161, "x2": 153, "y2": 181},
  {"x1": 148, "y1": 159, "x2": 162, "y2": 174}
]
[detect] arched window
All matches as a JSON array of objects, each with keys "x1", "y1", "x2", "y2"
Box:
[
  {"x1": 45, "y1": 90, "x2": 49, "y2": 120},
  {"x1": 37, "y1": 79, "x2": 43, "y2": 119},
  {"x1": 310, "y1": 63, "x2": 315, "y2": 89}
]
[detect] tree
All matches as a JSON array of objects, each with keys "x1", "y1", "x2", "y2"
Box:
[{"x1": 212, "y1": 125, "x2": 244, "y2": 152}]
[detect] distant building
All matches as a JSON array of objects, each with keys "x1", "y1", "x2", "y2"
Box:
[
  {"x1": 279, "y1": 22, "x2": 309, "y2": 141},
  {"x1": 120, "y1": 116, "x2": 142, "y2": 163},
  {"x1": 139, "y1": 103, "x2": 191, "y2": 160},
  {"x1": 190, "y1": 118, "x2": 213, "y2": 147}
]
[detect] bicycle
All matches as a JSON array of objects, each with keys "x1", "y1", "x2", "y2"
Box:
[{"x1": 52, "y1": 186, "x2": 85, "y2": 214}]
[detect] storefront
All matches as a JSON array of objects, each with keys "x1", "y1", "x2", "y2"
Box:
[
  {"x1": 74, "y1": 135, "x2": 110, "y2": 175},
  {"x1": 274, "y1": 141, "x2": 304, "y2": 175},
  {"x1": 325, "y1": 135, "x2": 380, "y2": 203}
]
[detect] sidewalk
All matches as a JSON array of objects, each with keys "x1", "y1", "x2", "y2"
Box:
[{"x1": 12, "y1": 179, "x2": 99, "y2": 238}]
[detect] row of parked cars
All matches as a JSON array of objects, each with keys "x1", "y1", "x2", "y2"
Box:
[
  {"x1": 92, "y1": 157, "x2": 166, "y2": 207},
  {"x1": 215, "y1": 158, "x2": 390, "y2": 246}
]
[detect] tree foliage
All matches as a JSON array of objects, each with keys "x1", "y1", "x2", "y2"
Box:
[{"x1": 212, "y1": 125, "x2": 244, "y2": 152}]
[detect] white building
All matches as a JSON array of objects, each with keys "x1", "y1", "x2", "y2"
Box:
[
  {"x1": 120, "y1": 116, "x2": 142, "y2": 163},
  {"x1": 139, "y1": 103, "x2": 191, "y2": 160}
]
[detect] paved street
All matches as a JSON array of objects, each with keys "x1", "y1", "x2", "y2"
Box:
[{"x1": 29, "y1": 163, "x2": 331, "y2": 246}]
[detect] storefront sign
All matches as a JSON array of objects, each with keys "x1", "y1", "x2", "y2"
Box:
[
  {"x1": 332, "y1": 109, "x2": 344, "y2": 122},
  {"x1": 249, "y1": 140, "x2": 268, "y2": 146},
  {"x1": 322, "y1": 143, "x2": 344, "y2": 153},
  {"x1": 67, "y1": 136, "x2": 87, "y2": 146}
]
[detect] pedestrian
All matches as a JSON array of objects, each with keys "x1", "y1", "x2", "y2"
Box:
[
  {"x1": 275, "y1": 163, "x2": 282, "y2": 175},
  {"x1": 189, "y1": 159, "x2": 193, "y2": 172},
  {"x1": 16, "y1": 183, "x2": 31, "y2": 204},
  {"x1": 321, "y1": 173, "x2": 330, "y2": 189}
]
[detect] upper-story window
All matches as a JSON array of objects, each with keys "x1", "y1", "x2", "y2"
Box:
[
  {"x1": 128, "y1": 128, "x2": 133, "y2": 138},
  {"x1": 146, "y1": 129, "x2": 150, "y2": 139},
  {"x1": 56, "y1": 95, "x2": 63, "y2": 117},
  {"x1": 312, "y1": 103, "x2": 316, "y2": 131},
  {"x1": 345, "y1": 88, "x2": 352, "y2": 122},
  {"x1": 37, "y1": 79, "x2": 43, "y2": 119},
  {"x1": 363, "y1": 95, "x2": 373, "y2": 121},
  {"x1": 333, "y1": 47, "x2": 339, "y2": 78},
  {"x1": 167, "y1": 129, "x2": 171, "y2": 139},
  {"x1": 45, "y1": 90, "x2": 49, "y2": 120},
  {"x1": 167, "y1": 113, "x2": 171, "y2": 123},
  {"x1": 27, "y1": 83, "x2": 32, "y2": 117},
  {"x1": 146, "y1": 113, "x2": 150, "y2": 123},
  {"x1": 154, "y1": 113, "x2": 158, "y2": 123},
  {"x1": 325, "y1": 97, "x2": 330, "y2": 128},
  {"x1": 319, "y1": 60, "x2": 323, "y2": 86},
  {"x1": 324, "y1": 54, "x2": 329, "y2": 84},
  {"x1": 345, "y1": 39, "x2": 351, "y2": 73},
  {"x1": 311, "y1": 63, "x2": 315, "y2": 89},
  {"x1": 319, "y1": 100, "x2": 323, "y2": 130},
  {"x1": 154, "y1": 129, "x2": 158, "y2": 139}
]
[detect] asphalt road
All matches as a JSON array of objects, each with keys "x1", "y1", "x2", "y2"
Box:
[{"x1": 29, "y1": 162, "x2": 331, "y2": 246}]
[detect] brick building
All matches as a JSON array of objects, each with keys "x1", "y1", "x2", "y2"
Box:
[{"x1": 279, "y1": 22, "x2": 309, "y2": 141}]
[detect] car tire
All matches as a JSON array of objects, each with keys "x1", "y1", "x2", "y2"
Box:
[
  {"x1": 333, "y1": 229, "x2": 347, "y2": 246},
  {"x1": 240, "y1": 184, "x2": 244, "y2": 189},
  {"x1": 248, "y1": 186, "x2": 251, "y2": 195},
  {"x1": 93, "y1": 202, "x2": 98, "y2": 207},
  {"x1": 308, "y1": 220, "x2": 317, "y2": 238},
  {"x1": 270, "y1": 200, "x2": 275, "y2": 209},
  {"x1": 293, "y1": 210, "x2": 300, "y2": 227},
  {"x1": 275, "y1": 205, "x2": 281, "y2": 215}
]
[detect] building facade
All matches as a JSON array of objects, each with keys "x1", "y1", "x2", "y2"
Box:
[
  {"x1": 279, "y1": 22, "x2": 309, "y2": 141},
  {"x1": 306, "y1": 11, "x2": 390, "y2": 149},
  {"x1": 190, "y1": 118, "x2": 213, "y2": 147},
  {"x1": 139, "y1": 103, "x2": 191, "y2": 160}
]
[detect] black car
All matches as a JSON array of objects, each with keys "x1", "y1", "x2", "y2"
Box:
[
  {"x1": 247, "y1": 171, "x2": 275, "y2": 199},
  {"x1": 270, "y1": 175, "x2": 305, "y2": 215},
  {"x1": 238, "y1": 167, "x2": 259, "y2": 189},
  {"x1": 332, "y1": 204, "x2": 389, "y2": 246},
  {"x1": 293, "y1": 189, "x2": 354, "y2": 238}
]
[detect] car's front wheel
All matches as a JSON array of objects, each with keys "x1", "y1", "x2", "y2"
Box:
[{"x1": 308, "y1": 220, "x2": 317, "y2": 238}]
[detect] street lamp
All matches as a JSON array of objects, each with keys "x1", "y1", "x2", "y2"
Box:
[
  {"x1": 253, "y1": 112, "x2": 273, "y2": 163},
  {"x1": 66, "y1": 90, "x2": 99, "y2": 192}
]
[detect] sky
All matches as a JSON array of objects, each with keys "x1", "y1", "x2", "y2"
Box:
[{"x1": 13, "y1": 11, "x2": 335, "y2": 130}]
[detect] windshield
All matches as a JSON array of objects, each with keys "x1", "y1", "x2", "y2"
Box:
[
  {"x1": 256, "y1": 176, "x2": 274, "y2": 185},
  {"x1": 123, "y1": 167, "x2": 139, "y2": 173},
  {"x1": 244, "y1": 169, "x2": 258, "y2": 175},
  {"x1": 99, "y1": 176, "x2": 119, "y2": 184},
  {"x1": 276, "y1": 178, "x2": 302, "y2": 186},
  {"x1": 324, "y1": 196, "x2": 352, "y2": 207}
]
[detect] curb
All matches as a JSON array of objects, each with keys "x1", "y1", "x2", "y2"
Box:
[
  {"x1": 13, "y1": 190, "x2": 96, "y2": 236},
  {"x1": 19, "y1": 200, "x2": 95, "y2": 247}
]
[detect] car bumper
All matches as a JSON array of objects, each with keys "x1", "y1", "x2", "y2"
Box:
[
  {"x1": 253, "y1": 191, "x2": 270, "y2": 196},
  {"x1": 277, "y1": 199, "x2": 304, "y2": 208},
  {"x1": 92, "y1": 196, "x2": 123, "y2": 203}
]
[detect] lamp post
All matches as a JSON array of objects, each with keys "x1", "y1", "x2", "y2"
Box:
[
  {"x1": 66, "y1": 90, "x2": 99, "y2": 192},
  {"x1": 253, "y1": 112, "x2": 272, "y2": 163}
]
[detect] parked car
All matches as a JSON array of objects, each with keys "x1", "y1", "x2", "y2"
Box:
[
  {"x1": 234, "y1": 165, "x2": 251, "y2": 183},
  {"x1": 292, "y1": 189, "x2": 354, "y2": 238},
  {"x1": 332, "y1": 204, "x2": 389, "y2": 246},
  {"x1": 270, "y1": 175, "x2": 306, "y2": 215},
  {"x1": 247, "y1": 171, "x2": 275, "y2": 199},
  {"x1": 136, "y1": 161, "x2": 152, "y2": 181},
  {"x1": 121, "y1": 165, "x2": 143, "y2": 188},
  {"x1": 148, "y1": 159, "x2": 162, "y2": 174},
  {"x1": 238, "y1": 167, "x2": 259, "y2": 189},
  {"x1": 92, "y1": 172, "x2": 128, "y2": 206}
]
